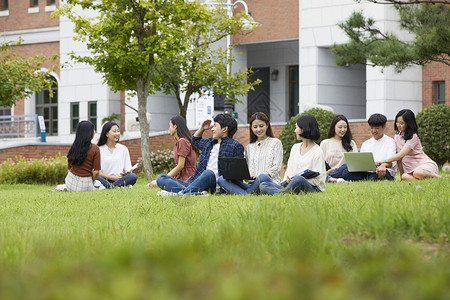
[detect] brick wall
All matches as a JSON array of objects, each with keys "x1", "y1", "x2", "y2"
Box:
[
  {"x1": 233, "y1": 0, "x2": 299, "y2": 44},
  {"x1": 1, "y1": 121, "x2": 395, "y2": 163},
  {"x1": 0, "y1": 0, "x2": 59, "y2": 31},
  {"x1": 422, "y1": 61, "x2": 450, "y2": 108}
]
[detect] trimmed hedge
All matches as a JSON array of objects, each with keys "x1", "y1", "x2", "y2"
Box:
[
  {"x1": 279, "y1": 108, "x2": 336, "y2": 164},
  {"x1": 416, "y1": 104, "x2": 450, "y2": 165},
  {"x1": 0, "y1": 154, "x2": 68, "y2": 184}
]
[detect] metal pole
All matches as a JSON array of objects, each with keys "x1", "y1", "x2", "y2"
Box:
[{"x1": 224, "y1": 0, "x2": 234, "y2": 116}]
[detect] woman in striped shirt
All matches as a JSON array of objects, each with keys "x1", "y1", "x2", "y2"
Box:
[{"x1": 217, "y1": 112, "x2": 283, "y2": 195}]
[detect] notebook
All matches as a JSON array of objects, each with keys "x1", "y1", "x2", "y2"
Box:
[
  {"x1": 218, "y1": 157, "x2": 252, "y2": 180},
  {"x1": 344, "y1": 152, "x2": 377, "y2": 172}
]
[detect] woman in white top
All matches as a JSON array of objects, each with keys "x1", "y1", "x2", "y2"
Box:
[
  {"x1": 217, "y1": 112, "x2": 283, "y2": 195},
  {"x1": 320, "y1": 115, "x2": 357, "y2": 182},
  {"x1": 259, "y1": 114, "x2": 326, "y2": 195},
  {"x1": 97, "y1": 122, "x2": 138, "y2": 188}
]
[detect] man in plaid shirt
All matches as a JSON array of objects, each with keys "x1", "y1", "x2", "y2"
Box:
[{"x1": 157, "y1": 114, "x2": 244, "y2": 195}]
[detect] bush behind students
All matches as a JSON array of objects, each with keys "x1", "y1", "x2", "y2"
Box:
[{"x1": 66, "y1": 121, "x2": 101, "y2": 192}]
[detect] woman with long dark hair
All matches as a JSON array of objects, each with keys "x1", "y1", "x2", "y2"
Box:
[
  {"x1": 147, "y1": 115, "x2": 198, "y2": 188},
  {"x1": 320, "y1": 114, "x2": 357, "y2": 182},
  {"x1": 376, "y1": 109, "x2": 440, "y2": 180},
  {"x1": 217, "y1": 112, "x2": 283, "y2": 195},
  {"x1": 97, "y1": 122, "x2": 138, "y2": 188},
  {"x1": 259, "y1": 114, "x2": 326, "y2": 195},
  {"x1": 65, "y1": 121, "x2": 101, "y2": 192}
]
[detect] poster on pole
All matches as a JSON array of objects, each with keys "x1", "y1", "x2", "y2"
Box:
[
  {"x1": 38, "y1": 116, "x2": 46, "y2": 132},
  {"x1": 195, "y1": 89, "x2": 214, "y2": 127}
]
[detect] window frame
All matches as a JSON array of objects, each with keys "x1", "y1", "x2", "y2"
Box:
[
  {"x1": 1, "y1": 0, "x2": 8, "y2": 11},
  {"x1": 88, "y1": 101, "x2": 97, "y2": 132},
  {"x1": 433, "y1": 80, "x2": 445, "y2": 105},
  {"x1": 70, "y1": 102, "x2": 80, "y2": 134}
]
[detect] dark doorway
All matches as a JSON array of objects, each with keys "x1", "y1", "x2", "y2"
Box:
[
  {"x1": 247, "y1": 67, "x2": 270, "y2": 120},
  {"x1": 36, "y1": 76, "x2": 58, "y2": 136},
  {"x1": 289, "y1": 66, "x2": 299, "y2": 117}
]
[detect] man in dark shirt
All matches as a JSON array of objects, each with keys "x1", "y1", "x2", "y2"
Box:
[{"x1": 157, "y1": 113, "x2": 244, "y2": 195}]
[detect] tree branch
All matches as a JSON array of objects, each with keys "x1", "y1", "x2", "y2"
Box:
[{"x1": 125, "y1": 103, "x2": 139, "y2": 113}]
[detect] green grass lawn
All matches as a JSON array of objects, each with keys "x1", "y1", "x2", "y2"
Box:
[{"x1": 0, "y1": 176, "x2": 449, "y2": 299}]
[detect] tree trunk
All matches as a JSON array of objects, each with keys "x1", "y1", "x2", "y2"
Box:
[{"x1": 136, "y1": 80, "x2": 154, "y2": 180}]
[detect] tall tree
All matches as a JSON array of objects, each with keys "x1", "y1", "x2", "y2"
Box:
[
  {"x1": 330, "y1": 0, "x2": 450, "y2": 72},
  {"x1": 0, "y1": 39, "x2": 57, "y2": 107},
  {"x1": 57, "y1": 0, "x2": 218, "y2": 179},
  {"x1": 155, "y1": 5, "x2": 260, "y2": 120}
]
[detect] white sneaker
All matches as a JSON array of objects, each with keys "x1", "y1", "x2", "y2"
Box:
[
  {"x1": 336, "y1": 178, "x2": 349, "y2": 183},
  {"x1": 157, "y1": 190, "x2": 179, "y2": 196},
  {"x1": 200, "y1": 191, "x2": 210, "y2": 196}
]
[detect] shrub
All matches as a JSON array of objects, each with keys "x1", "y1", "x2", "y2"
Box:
[
  {"x1": 148, "y1": 149, "x2": 175, "y2": 174},
  {"x1": 416, "y1": 104, "x2": 450, "y2": 165},
  {"x1": 279, "y1": 108, "x2": 336, "y2": 164},
  {"x1": 0, "y1": 154, "x2": 68, "y2": 184}
]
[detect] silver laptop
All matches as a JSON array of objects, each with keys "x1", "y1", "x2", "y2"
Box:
[{"x1": 344, "y1": 152, "x2": 377, "y2": 172}]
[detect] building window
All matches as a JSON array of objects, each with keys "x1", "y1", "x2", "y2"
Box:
[
  {"x1": 0, "y1": 106, "x2": 11, "y2": 123},
  {"x1": 0, "y1": 106, "x2": 11, "y2": 116},
  {"x1": 30, "y1": 0, "x2": 39, "y2": 7},
  {"x1": 289, "y1": 65, "x2": 299, "y2": 118},
  {"x1": 47, "y1": 0, "x2": 55, "y2": 5},
  {"x1": 88, "y1": 101, "x2": 97, "y2": 131},
  {"x1": 1, "y1": 0, "x2": 8, "y2": 11},
  {"x1": 36, "y1": 76, "x2": 58, "y2": 136},
  {"x1": 71, "y1": 103, "x2": 80, "y2": 133},
  {"x1": 433, "y1": 81, "x2": 445, "y2": 105}
]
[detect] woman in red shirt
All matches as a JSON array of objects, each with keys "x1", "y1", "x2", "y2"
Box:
[
  {"x1": 147, "y1": 115, "x2": 198, "y2": 188},
  {"x1": 65, "y1": 121, "x2": 101, "y2": 191}
]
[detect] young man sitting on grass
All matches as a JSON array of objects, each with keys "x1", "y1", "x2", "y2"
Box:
[
  {"x1": 156, "y1": 113, "x2": 244, "y2": 196},
  {"x1": 341, "y1": 113, "x2": 396, "y2": 181}
]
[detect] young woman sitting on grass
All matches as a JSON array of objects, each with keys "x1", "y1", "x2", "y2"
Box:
[
  {"x1": 97, "y1": 122, "x2": 138, "y2": 188},
  {"x1": 320, "y1": 114, "x2": 357, "y2": 182},
  {"x1": 259, "y1": 114, "x2": 326, "y2": 195},
  {"x1": 65, "y1": 121, "x2": 101, "y2": 192},
  {"x1": 217, "y1": 112, "x2": 283, "y2": 195},
  {"x1": 376, "y1": 109, "x2": 440, "y2": 181},
  {"x1": 147, "y1": 115, "x2": 199, "y2": 188}
]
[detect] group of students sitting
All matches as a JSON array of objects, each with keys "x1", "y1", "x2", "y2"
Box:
[
  {"x1": 65, "y1": 121, "x2": 138, "y2": 191},
  {"x1": 65, "y1": 108, "x2": 440, "y2": 194}
]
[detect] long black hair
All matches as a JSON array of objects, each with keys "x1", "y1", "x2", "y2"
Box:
[
  {"x1": 67, "y1": 121, "x2": 95, "y2": 165},
  {"x1": 170, "y1": 115, "x2": 199, "y2": 155},
  {"x1": 248, "y1": 112, "x2": 274, "y2": 143},
  {"x1": 97, "y1": 121, "x2": 120, "y2": 147},
  {"x1": 394, "y1": 109, "x2": 418, "y2": 140},
  {"x1": 327, "y1": 115, "x2": 354, "y2": 152}
]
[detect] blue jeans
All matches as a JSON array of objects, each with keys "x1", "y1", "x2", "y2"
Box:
[
  {"x1": 342, "y1": 165, "x2": 394, "y2": 181},
  {"x1": 327, "y1": 164, "x2": 347, "y2": 182},
  {"x1": 260, "y1": 175, "x2": 320, "y2": 195},
  {"x1": 97, "y1": 173, "x2": 138, "y2": 188},
  {"x1": 217, "y1": 174, "x2": 272, "y2": 195},
  {"x1": 156, "y1": 170, "x2": 217, "y2": 195}
]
